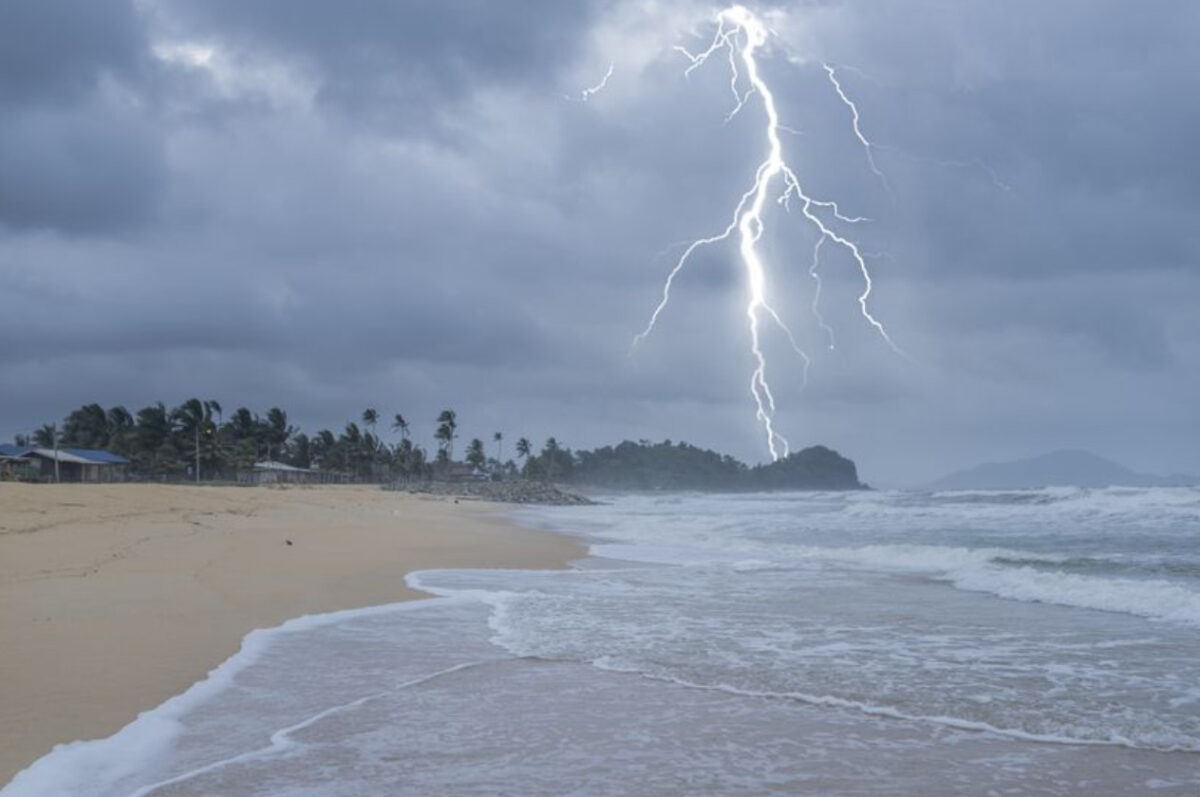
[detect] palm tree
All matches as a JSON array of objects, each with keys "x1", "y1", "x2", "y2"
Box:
[
  {"x1": 172, "y1": 398, "x2": 215, "y2": 482},
  {"x1": 312, "y1": 429, "x2": 337, "y2": 470},
  {"x1": 435, "y1": 409, "x2": 457, "y2": 461},
  {"x1": 33, "y1": 423, "x2": 58, "y2": 448},
  {"x1": 61, "y1": 403, "x2": 107, "y2": 448},
  {"x1": 135, "y1": 403, "x2": 173, "y2": 472},
  {"x1": 516, "y1": 437, "x2": 531, "y2": 478},
  {"x1": 362, "y1": 408, "x2": 378, "y2": 438},
  {"x1": 543, "y1": 437, "x2": 560, "y2": 483},
  {"x1": 493, "y1": 432, "x2": 503, "y2": 463},
  {"x1": 394, "y1": 437, "x2": 415, "y2": 479},
  {"x1": 33, "y1": 423, "x2": 61, "y2": 481},
  {"x1": 200, "y1": 400, "x2": 221, "y2": 464},
  {"x1": 466, "y1": 438, "x2": 486, "y2": 468},
  {"x1": 392, "y1": 413, "x2": 409, "y2": 440},
  {"x1": 265, "y1": 407, "x2": 294, "y2": 462},
  {"x1": 362, "y1": 431, "x2": 384, "y2": 481},
  {"x1": 341, "y1": 422, "x2": 365, "y2": 478},
  {"x1": 106, "y1": 406, "x2": 134, "y2": 455},
  {"x1": 409, "y1": 445, "x2": 428, "y2": 481},
  {"x1": 226, "y1": 408, "x2": 257, "y2": 442}
]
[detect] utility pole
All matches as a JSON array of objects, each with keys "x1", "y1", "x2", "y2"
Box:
[{"x1": 52, "y1": 423, "x2": 60, "y2": 483}]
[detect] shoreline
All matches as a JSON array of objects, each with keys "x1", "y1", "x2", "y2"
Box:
[{"x1": 0, "y1": 483, "x2": 586, "y2": 783}]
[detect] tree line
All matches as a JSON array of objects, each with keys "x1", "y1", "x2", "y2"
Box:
[
  {"x1": 13, "y1": 400, "x2": 566, "y2": 482},
  {"x1": 11, "y1": 402, "x2": 866, "y2": 490}
]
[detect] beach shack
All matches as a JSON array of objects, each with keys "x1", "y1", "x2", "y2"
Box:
[
  {"x1": 446, "y1": 463, "x2": 489, "y2": 482},
  {"x1": 11, "y1": 447, "x2": 131, "y2": 482},
  {"x1": 0, "y1": 444, "x2": 36, "y2": 480},
  {"x1": 240, "y1": 459, "x2": 324, "y2": 485}
]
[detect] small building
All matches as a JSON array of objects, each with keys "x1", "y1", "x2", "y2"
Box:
[
  {"x1": 5, "y1": 447, "x2": 131, "y2": 482},
  {"x1": 0, "y1": 444, "x2": 36, "y2": 480},
  {"x1": 446, "y1": 463, "x2": 489, "y2": 482},
  {"x1": 239, "y1": 460, "x2": 326, "y2": 485}
]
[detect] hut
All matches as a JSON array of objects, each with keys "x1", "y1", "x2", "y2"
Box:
[
  {"x1": 446, "y1": 463, "x2": 489, "y2": 482},
  {"x1": 10, "y1": 447, "x2": 130, "y2": 482},
  {"x1": 240, "y1": 460, "x2": 325, "y2": 485},
  {"x1": 0, "y1": 444, "x2": 36, "y2": 480}
]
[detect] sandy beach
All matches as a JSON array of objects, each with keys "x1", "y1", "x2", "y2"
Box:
[{"x1": 0, "y1": 483, "x2": 583, "y2": 783}]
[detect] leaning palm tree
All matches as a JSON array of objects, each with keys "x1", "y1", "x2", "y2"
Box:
[
  {"x1": 515, "y1": 437, "x2": 531, "y2": 478},
  {"x1": 106, "y1": 406, "x2": 134, "y2": 455},
  {"x1": 466, "y1": 438, "x2": 486, "y2": 468},
  {"x1": 265, "y1": 407, "x2": 294, "y2": 462},
  {"x1": 202, "y1": 400, "x2": 222, "y2": 473},
  {"x1": 173, "y1": 398, "x2": 209, "y2": 482},
  {"x1": 135, "y1": 403, "x2": 173, "y2": 472},
  {"x1": 394, "y1": 437, "x2": 415, "y2": 479},
  {"x1": 392, "y1": 413, "x2": 409, "y2": 441},
  {"x1": 342, "y1": 422, "x2": 365, "y2": 479},
  {"x1": 435, "y1": 409, "x2": 457, "y2": 461},
  {"x1": 33, "y1": 423, "x2": 58, "y2": 448},
  {"x1": 543, "y1": 437, "x2": 560, "y2": 483}
]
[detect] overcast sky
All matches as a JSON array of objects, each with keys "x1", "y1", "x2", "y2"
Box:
[{"x1": 2, "y1": 0, "x2": 1198, "y2": 485}]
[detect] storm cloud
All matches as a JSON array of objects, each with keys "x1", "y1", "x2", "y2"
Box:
[{"x1": 2, "y1": 0, "x2": 1197, "y2": 484}]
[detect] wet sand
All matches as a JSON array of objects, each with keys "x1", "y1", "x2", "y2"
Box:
[{"x1": 0, "y1": 483, "x2": 583, "y2": 782}]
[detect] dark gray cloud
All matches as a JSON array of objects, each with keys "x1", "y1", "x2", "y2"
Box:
[
  {"x1": 153, "y1": 0, "x2": 599, "y2": 133},
  {"x1": 1, "y1": 0, "x2": 1198, "y2": 484},
  {"x1": 0, "y1": 0, "x2": 163, "y2": 233},
  {"x1": 0, "y1": 0, "x2": 146, "y2": 104}
]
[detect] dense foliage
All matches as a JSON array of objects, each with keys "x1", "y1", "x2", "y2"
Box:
[
  {"x1": 568, "y1": 440, "x2": 865, "y2": 491},
  {"x1": 18, "y1": 400, "x2": 445, "y2": 481},
  {"x1": 13, "y1": 401, "x2": 864, "y2": 490}
]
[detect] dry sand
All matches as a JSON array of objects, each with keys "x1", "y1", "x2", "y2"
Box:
[{"x1": 0, "y1": 483, "x2": 584, "y2": 783}]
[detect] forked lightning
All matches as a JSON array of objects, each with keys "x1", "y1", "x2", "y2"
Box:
[{"x1": 633, "y1": 5, "x2": 902, "y2": 460}]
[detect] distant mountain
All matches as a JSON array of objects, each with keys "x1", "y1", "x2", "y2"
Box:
[{"x1": 929, "y1": 450, "x2": 1196, "y2": 490}]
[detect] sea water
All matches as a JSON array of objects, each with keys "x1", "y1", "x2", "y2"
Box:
[{"x1": 5, "y1": 488, "x2": 1200, "y2": 795}]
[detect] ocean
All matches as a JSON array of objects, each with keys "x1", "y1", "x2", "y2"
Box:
[{"x1": 6, "y1": 487, "x2": 1200, "y2": 795}]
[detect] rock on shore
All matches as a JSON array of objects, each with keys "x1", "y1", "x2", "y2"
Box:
[{"x1": 385, "y1": 480, "x2": 596, "y2": 506}]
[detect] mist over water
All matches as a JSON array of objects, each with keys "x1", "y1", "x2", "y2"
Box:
[{"x1": 6, "y1": 487, "x2": 1200, "y2": 796}]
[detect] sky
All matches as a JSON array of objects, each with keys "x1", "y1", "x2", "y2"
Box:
[{"x1": 2, "y1": 0, "x2": 1198, "y2": 486}]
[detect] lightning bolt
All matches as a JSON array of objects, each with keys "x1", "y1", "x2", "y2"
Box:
[
  {"x1": 567, "y1": 63, "x2": 614, "y2": 102},
  {"x1": 822, "y1": 63, "x2": 893, "y2": 198},
  {"x1": 808, "y1": 237, "x2": 835, "y2": 350},
  {"x1": 632, "y1": 5, "x2": 903, "y2": 460}
]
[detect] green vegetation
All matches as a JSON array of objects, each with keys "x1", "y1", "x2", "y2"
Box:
[
  {"x1": 569, "y1": 439, "x2": 865, "y2": 491},
  {"x1": 12, "y1": 401, "x2": 864, "y2": 490},
  {"x1": 14, "y1": 400, "x2": 435, "y2": 482}
]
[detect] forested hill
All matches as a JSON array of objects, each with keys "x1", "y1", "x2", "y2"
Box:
[{"x1": 569, "y1": 440, "x2": 866, "y2": 491}]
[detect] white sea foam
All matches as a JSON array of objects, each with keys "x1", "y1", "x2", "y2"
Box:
[
  {"x1": 538, "y1": 488, "x2": 1200, "y2": 627},
  {"x1": 951, "y1": 565, "x2": 1200, "y2": 625},
  {"x1": 464, "y1": 562, "x2": 1200, "y2": 751},
  {"x1": 0, "y1": 597, "x2": 477, "y2": 797},
  {"x1": 9, "y1": 489, "x2": 1200, "y2": 795},
  {"x1": 587, "y1": 659, "x2": 1200, "y2": 753}
]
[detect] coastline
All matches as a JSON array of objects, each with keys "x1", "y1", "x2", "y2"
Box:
[{"x1": 0, "y1": 483, "x2": 585, "y2": 783}]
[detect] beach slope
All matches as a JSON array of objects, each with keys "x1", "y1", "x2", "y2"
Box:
[{"x1": 0, "y1": 483, "x2": 582, "y2": 782}]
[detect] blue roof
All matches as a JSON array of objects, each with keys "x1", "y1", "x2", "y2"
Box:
[
  {"x1": 62, "y1": 448, "x2": 130, "y2": 464},
  {"x1": 0, "y1": 443, "x2": 34, "y2": 458},
  {"x1": 0, "y1": 444, "x2": 129, "y2": 463}
]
